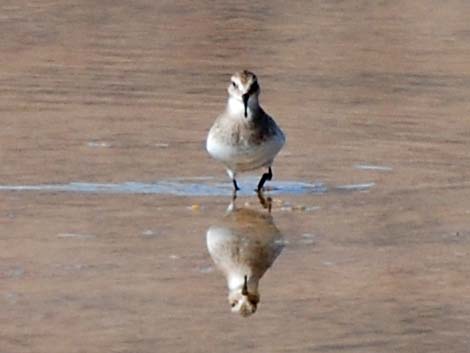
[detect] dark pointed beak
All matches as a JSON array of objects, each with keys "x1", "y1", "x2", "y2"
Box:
[
  {"x1": 242, "y1": 81, "x2": 259, "y2": 118},
  {"x1": 242, "y1": 275, "x2": 249, "y2": 295},
  {"x1": 242, "y1": 94, "x2": 249, "y2": 118}
]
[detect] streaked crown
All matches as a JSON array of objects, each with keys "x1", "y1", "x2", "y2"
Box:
[{"x1": 229, "y1": 70, "x2": 260, "y2": 96}]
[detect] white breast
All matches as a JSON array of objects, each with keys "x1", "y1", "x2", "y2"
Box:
[{"x1": 206, "y1": 129, "x2": 285, "y2": 172}]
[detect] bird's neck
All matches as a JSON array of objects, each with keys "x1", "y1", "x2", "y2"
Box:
[{"x1": 227, "y1": 97, "x2": 260, "y2": 118}]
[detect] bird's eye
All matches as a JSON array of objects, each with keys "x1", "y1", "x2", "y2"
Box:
[
  {"x1": 231, "y1": 300, "x2": 238, "y2": 308},
  {"x1": 231, "y1": 81, "x2": 237, "y2": 88}
]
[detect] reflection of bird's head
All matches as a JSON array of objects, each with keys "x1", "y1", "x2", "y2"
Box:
[{"x1": 229, "y1": 290, "x2": 260, "y2": 317}]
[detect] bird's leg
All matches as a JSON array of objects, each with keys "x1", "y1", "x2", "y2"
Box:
[
  {"x1": 227, "y1": 169, "x2": 239, "y2": 192},
  {"x1": 232, "y1": 178, "x2": 240, "y2": 191},
  {"x1": 257, "y1": 167, "x2": 272, "y2": 192},
  {"x1": 231, "y1": 179, "x2": 239, "y2": 202}
]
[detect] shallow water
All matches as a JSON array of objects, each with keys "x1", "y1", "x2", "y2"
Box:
[
  {"x1": 1, "y1": 1, "x2": 470, "y2": 352},
  {"x1": 0, "y1": 178, "x2": 374, "y2": 196}
]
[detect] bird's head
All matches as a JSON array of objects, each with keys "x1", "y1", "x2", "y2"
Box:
[{"x1": 227, "y1": 70, "x2": 260, "y2": 117}]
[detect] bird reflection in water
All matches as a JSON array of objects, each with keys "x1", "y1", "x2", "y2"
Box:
[{"x1": 206, "y1": 194, "x2": 284, "y2": 317}]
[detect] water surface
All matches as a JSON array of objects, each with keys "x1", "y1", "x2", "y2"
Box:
[{"x1": 1, "y1": 1, "x2": 470, "y2": 353}]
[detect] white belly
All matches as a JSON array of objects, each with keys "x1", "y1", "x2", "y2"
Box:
[{"x1": 206, "y1": 131, "x2": 285, "y2": 172}]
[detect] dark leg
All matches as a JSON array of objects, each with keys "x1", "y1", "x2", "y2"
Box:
[
  {"x1": 232, "y1": 178, "x2": 240, "y2": 191},
  {"x1": 257, "y1": 167, "x2": 272, "y2": 192}
]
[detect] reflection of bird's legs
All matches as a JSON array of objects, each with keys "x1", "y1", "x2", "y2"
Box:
[
  {"x1": 226, "y1": 194, "x2": 237, "y2": 213},
  {"x1": 257, "y1": 190, "x2": 272, "y2": 213},
  {"x1": 257, "y1": 167, "x2": 272, "y2": 192},
  {"x1": 231, "y1": 188, "x2": 238, "y2": 203}
]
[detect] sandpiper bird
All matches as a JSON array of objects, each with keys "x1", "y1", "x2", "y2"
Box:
[
  {"x1": 206, "y1": 70, "x2": 285, "y2": 192},
  {"x1": 206, "y1": 198, "x2": 284, "y2": 317}
]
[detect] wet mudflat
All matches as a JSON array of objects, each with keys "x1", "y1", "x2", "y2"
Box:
[{"x1": 1, "y1": 1, "x2": 470, "y2": 352}]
